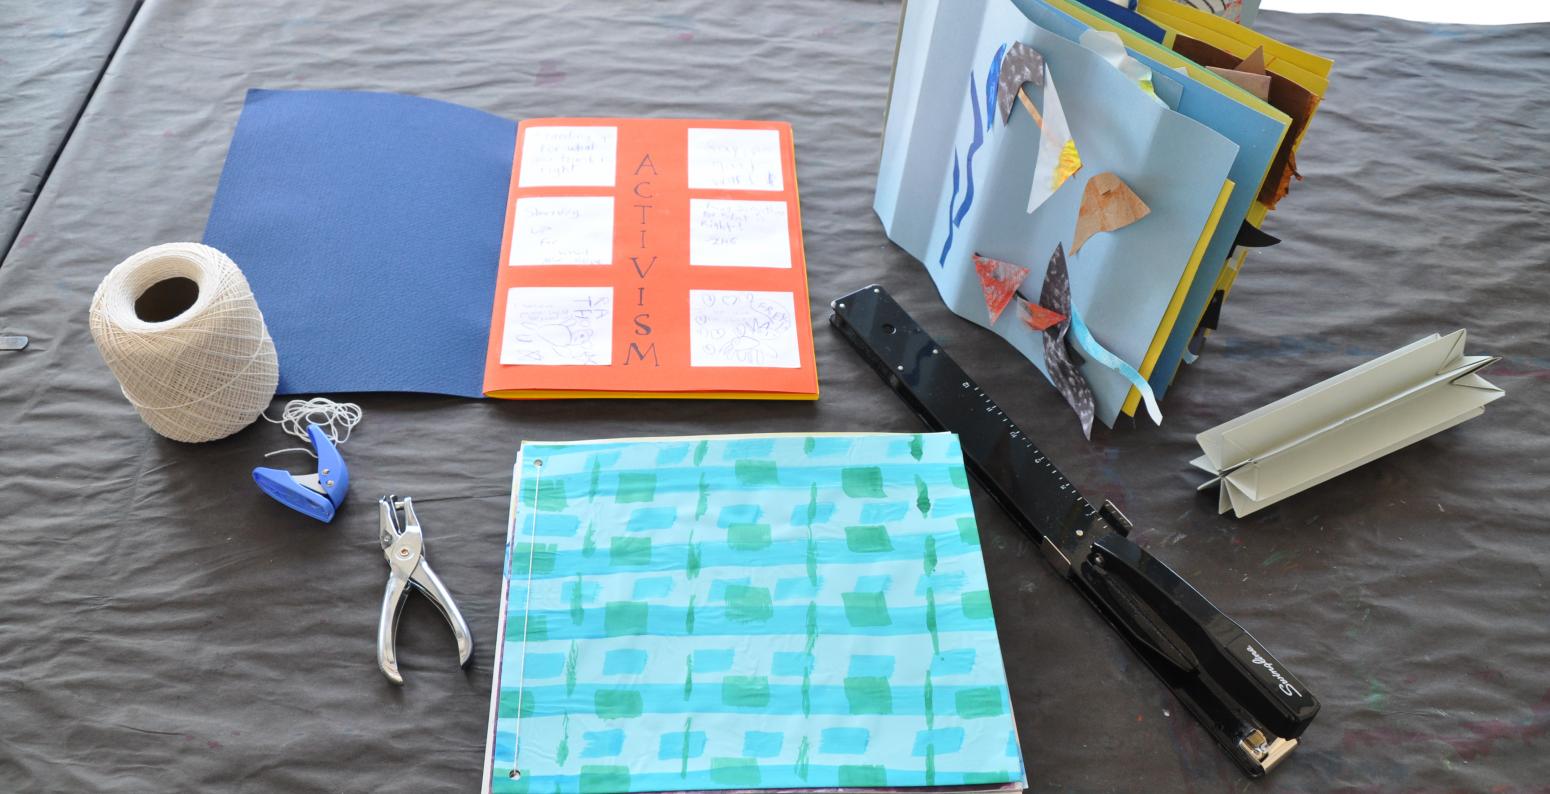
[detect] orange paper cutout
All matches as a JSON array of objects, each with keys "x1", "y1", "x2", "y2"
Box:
[
  {"x1": 1019, "y1": 297, "x2": 1066, "y2": 331},
  {"x1": 1071, "y1": 172, "x2": 1150, "y2": 254},
  {"x1": 972, "y1": 253, "x2": 1031, "y2": 324}
]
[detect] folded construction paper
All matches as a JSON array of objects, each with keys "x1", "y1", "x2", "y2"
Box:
[
  {"x1": 204, "y1": 89, "x2": 514, "y2": 396},
  {"x1": 1070, "y1": 0, "x2": 1167, "y2": 42},
  {"x1": 484, "y1": 433, "x2": 1027, "y2": 793},
  {"x1": 997, "y1": 1, "x2": 1303, "y2": 418},
  {"x1": 486, "y1": 119, "x2": 819, "y2": 399},
  {"x1": 876, "y1": 0, "x2": 1240, "y2": 429},
  {"x1": 1193, "y1": 331, "x2": 1503, "y2": 517},
  {"x1": 1139, "y1": 0, "x2": 1331, "y2": 208},
  {"x1": 1170, "y1": 33, "x2": 1323, "y2": 207},
  {"x1": 204, "y1": 92, "x2": 819, "y2": 400}
]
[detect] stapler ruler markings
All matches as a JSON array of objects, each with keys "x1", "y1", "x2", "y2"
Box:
[{"x1": 830, "y1": 285, "x2": 1318, "y2": 778}]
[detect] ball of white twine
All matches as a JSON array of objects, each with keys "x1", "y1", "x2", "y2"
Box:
[{"x1": 89, "y1": 243, "x2": 279, "y2": 443}]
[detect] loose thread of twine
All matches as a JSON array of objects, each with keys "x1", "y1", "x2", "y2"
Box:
[
  {"x1": 261, "y1": 398, "x2": 365, "y2": 458},
  {"x1": 508, "y1": 457, "x2": 545, "y2": 781}
]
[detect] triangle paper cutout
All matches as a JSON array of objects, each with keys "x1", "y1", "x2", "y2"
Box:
[{"x1": 972, "y1": 253, "x2": 1031, "y2": 324}]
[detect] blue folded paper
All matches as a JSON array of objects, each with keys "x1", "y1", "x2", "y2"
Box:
[{"x1": 203, "y1": 89, "x2": 516, "y2": 397}]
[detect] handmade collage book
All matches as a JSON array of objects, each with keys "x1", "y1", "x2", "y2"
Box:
[
  {"x1": 483, "y1": 433, "x2": 1025, "y2": 794},
  {"x1": 874, "y1": 0, "x2": 1330, "y2": 433},
  {"x1": 204, "y1": 91, "x2": 819, "y2": 400}
]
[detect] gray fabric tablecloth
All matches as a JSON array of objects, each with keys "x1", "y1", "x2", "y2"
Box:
[
  {"x1": 0, "y1": 0, "x2": 140, "y2": 258},
  {"x1": 2, "y1": 2, "x2": 1547, "y2": 790}
]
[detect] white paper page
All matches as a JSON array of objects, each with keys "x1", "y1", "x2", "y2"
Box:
[
  {"x1": 510, "y1": 197, "x2": 615, "y2": 266},
  {"x1": 1027, "y1": 67, "x2": 1076, "y2": 214},
  {"x1": 499, "y1": 286, "x2": 613, "y2": 366},
  {"x1": 517, "y1": 126, "x2": 618, "y2": 187},
  {"x1": 686, "y1": 128, "x2": 784, "y2": 191},
  {"x1": 688, "y1": 289, "x2": 801, "y2": 368},
  {"x1": 688, "y1": 199, "x2": 792, "y2": 268}
]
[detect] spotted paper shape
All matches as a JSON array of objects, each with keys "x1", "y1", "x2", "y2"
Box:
[
  {"x1": 1071, "y1": 172, "x2": 1150, "y2": 254},
  {"x1": 972, "y1": 253, "x2": 1031, "y2": 324},
  {"x1": 1036, "y1": 244, "x2": 1095, "y2": 438},
  {"x1": 996, "y1": 42, "x2": 1046, "y2": 123}
]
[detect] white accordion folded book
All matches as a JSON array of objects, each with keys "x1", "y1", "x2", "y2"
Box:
[{"x1": 1193, "y1": 329, "x2": 1503, "y2": 517}]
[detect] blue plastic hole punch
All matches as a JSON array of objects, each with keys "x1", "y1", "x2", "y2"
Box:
[{"x1": 252, "y1": 424, "x2": 350, "y2": 522}]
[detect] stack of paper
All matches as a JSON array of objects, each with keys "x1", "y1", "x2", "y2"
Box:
[
  {"x1": 483, "y1": 433, "x2": 1025, "y2": 794},
  {"x1": 1193, "y1": 330, "x2": 1503, "y2": 517}
]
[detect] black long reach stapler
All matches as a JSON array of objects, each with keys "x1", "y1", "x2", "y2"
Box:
[{"x1": 830, "y1": 285, "x2": 1318, "y2": 778}]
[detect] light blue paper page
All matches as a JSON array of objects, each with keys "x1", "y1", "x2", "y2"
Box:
[
  {"x1": 487, "y1": 434, "x2": 1025, "y2": 793},
  {"x1": 874, "y1": 0, "x2": 1239, "y2": 428},
  {"x1": 1004, "y1": 0, "x2": 1290, "y2": 400}
]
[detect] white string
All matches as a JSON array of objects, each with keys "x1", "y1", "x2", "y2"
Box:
[
  {"x1": 260, "y1": 398, "x2": 364, "y2": 458},
  {"x1": 89, "y1": 243, "x2": 278, "y2": 443},
  {"x1": 508, "y1": 457, "x2": 544, "y2": 780}
]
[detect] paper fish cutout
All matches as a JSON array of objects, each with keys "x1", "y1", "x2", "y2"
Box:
[
  {"x1": 1036, "y1": 244, "x2": 1096, "y2": 438},
  {"x1": 1207, "y1": 66, "x2": 1271, "y2": 99},
  {"x1": 996, "y1": 42, "x2": 1046, "y2": 124},
  {"x1": 1019, "y1": 297, "x2": 1066, "y2": 331},
  {"x1": 1027, "y1": 69, "x2": 1079, "y2": 214},
  {"x1": 972, "y1": 253, "x2": 1031, "y2": 324},
  {"x1": 1071, "y1": 172, "x2": 1150, "y2": 254}
]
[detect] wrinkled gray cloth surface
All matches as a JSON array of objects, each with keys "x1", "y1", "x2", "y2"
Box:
[
  {"x1": 1, "y1": 2, "x2": 1547, "y2": 791},
  {"x1": 0, "y1": 0, "x2": 140, "y2": 257}
]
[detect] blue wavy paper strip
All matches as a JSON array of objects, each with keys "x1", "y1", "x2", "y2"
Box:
[
  {"x1": 952, "y1": 73, "x2": 984, "y2": 228},
  {"x1": 937, "y1": 150, "x2": 961, "y2": 267},
  {"x1": 985, "y1": 44, "x2": 1007, "y2": 131}
]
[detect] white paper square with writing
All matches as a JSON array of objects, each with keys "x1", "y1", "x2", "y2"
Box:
[
  {"x1": 688, "y1": 289, "x2": 801, "y2": 368},
  {"x1": 518, "y1": 126, "x2": 617, "y2": 187},
  {"x1": 510, "y1": 197, "x2": 614, "y2": 266},
  {"x1": 688, "y1": 199, "x2": 792, "y2": 268},
  {"x1": 500, "y1": 286, "x2": 613, "y2": 366},
  {"x1": 686, "y1": 128, "x2": 784, "y2": 191}
]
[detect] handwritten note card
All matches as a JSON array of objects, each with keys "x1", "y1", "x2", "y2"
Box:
[
  {"x1": 500, "y1": 286, "x2": 613, "y2": 366},
  {"x1": 688, "y1": 199, "x2": 792, "y2": 268},
  {"x1": 686, "y1": 128, "x2": 784, "y2": 191},
  {"x1": 510, "y1": 196, "x2": 615, "y2": 266},
  {"x1": 518, "y1": 126, "x2": 617, "y2": 187},
  {"x1": 689, "y1": 289, "x2": 800, "y2": 368}
]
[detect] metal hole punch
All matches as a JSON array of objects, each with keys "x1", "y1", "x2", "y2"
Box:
[
  {"x1": 377, "y1": 495, "x2": 473, "y2": 685},
  {"x1": 252, "y1": 424, "x2": 350, "y2": 522}
]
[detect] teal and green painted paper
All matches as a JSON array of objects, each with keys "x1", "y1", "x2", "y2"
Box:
[{"x1": 489, "y1": 433, "x2": 1025, "y2": 793}]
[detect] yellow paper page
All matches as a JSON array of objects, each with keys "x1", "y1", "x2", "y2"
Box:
[
  {"x1": 1043, "y1": 0, "x2": 1289, "y2": 122},
  {"x1": 1120, "y1": 178, "x2": 1234, "y2": 417},
  {"x1": 1137, "y1": 0, "x2": 1332, "y2": 95}
]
